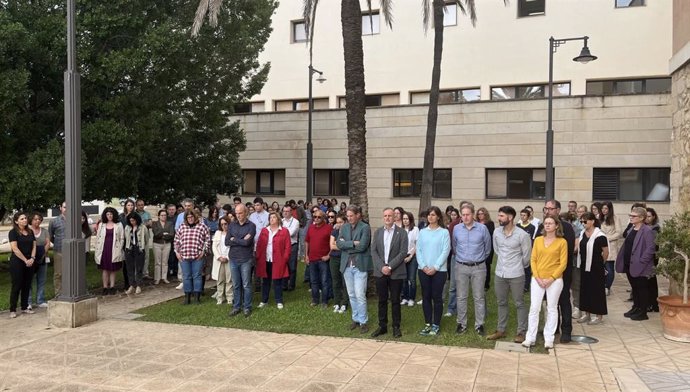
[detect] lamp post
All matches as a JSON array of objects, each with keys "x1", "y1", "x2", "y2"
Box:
[
  {"x1": 306, "y1": 64, "x2": 326, "y2": 204},
  {"x1": 546, "y1": 36, "x2": 597, "y2": 200}
]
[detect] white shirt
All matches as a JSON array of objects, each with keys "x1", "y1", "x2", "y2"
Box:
[
  {"x1": 266, "y1": 227, "x2": 279, "y2": 262},
  {"x1": 406, "y1": 226, "x2": 419, "y2": 254},
  {"x1": 219, "y1": 232, "x2": 229, "y2": 258},
  {"x1": 282, "y1": 217, "x2": 300, "y2": 244},
  {"x1": 383, "y1": 225, "x2": 395, "y2": 264}
]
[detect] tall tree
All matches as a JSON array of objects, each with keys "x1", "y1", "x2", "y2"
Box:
[{"x1": 0, "y1": 0, "x2": 275, "y2": 215}]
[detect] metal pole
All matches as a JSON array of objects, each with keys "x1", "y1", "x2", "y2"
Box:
[
  {"x1": 60, "y1": 0, "x2": 88, "y2": 301},
  {"x1": 545, "y1": 37, "x2": 555, "y2": 201},
  {"x1": 306, "y1": 65, "x2": 314, "y2": 204}
]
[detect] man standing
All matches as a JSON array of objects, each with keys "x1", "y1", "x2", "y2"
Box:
[
  {"x1": 371, "y1": 208, "x2": 408, "y2": 338},
  {"x1": 166, "y1": 203, "x2": 179, "y2": 280},
  {"x1": 48, "y1": 201, "x2": 67, "y2": 297},
  {"x1": 538, "y1": 200, "x2": 576, "y2": 343},
  {"x1": 136, "y1": 199, "x2": 153, "y2": 278},
  {"x1": 250, "y1": 197, "x2": 269, "y2": 291},
  {"x1": 453, "y1": 204, "x2": 492, "y2": 336},
  {"x1": 304, "y1": 209, "x2": 332, "y2": 308},
  {"x1": 337, "y1": 205, "x2": 372, "y2": 334},
  {"x1": 488, "y1": 206, "x2": 532, "y2": 343},
  {"x1": 282, "y1": 204, "x2": 300, "y2": 291},
  {"x1": 444, "y1": 202, "x2": 467, "y2": 317},
  {"x1": 226, "y1": 204, "x2": 256, "y2": 317}
]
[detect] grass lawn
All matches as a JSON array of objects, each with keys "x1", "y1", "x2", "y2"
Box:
[{"x1": 137, "y1": 261, "x2": 548, "y2": 352}]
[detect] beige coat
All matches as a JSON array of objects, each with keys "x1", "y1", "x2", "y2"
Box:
[
  {"x1": 600, "y1": 214, "x2": 623, "y2": 262},
  {"x1": 211, "y1": 231, "x2": 228, "y2": 280},
  {"x1": 95, "y1": 223, "x2": 124, "y2": 265}
]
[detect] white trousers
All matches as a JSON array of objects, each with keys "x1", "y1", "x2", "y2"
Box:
[{"x1": 526, "y1": 277, "x2": 563, "y2": 345}]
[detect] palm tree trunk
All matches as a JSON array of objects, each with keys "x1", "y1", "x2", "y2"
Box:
[
  {"x1": 419, "y1": 0, "x2": 445, "y2": 214},
  {"x1": 341, "y1": 0, "x2": 369, "y2": 220}
]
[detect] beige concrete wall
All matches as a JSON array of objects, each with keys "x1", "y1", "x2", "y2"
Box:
[
  {"x1": 673, "y1": 0, "x2": 690, "y2": 55},
  {"x1": 253, "y1": 0, "x2": 672, "y2": 109},
  {"x1": 233, "y1": 93, "x2": 672, "y2": 226}
]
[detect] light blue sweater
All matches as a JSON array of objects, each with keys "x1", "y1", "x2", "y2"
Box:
[{"x1": 416, "y1": 226, "x2": 450, "y2": 272}]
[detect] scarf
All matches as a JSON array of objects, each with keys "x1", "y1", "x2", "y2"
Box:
[{"x1": 576, "y1": 227, "x2": 608, "y2": 272}]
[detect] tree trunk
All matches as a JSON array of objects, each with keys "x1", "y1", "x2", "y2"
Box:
[
  {"x1": 341, "y1": 0, "x2": 369, "y2": 221},
  {"x1": 418, "y1": 0, "x2": 445, "y2": 214}
]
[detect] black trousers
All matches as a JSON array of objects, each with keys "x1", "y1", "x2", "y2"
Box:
[
  {"x1": 627, "y1": 272, "x2": 649, "y2": 313},
  {"x1": 419, "y1": 270, "x2": 447, "y2": 326},
  {"x1": 375, "y1": 275, "x2": 403, "y2": 329},
  {"x1": 557, "y1": 264, "x2": 573, "y2": 336},
  {"x1": 9, "y1": 259, "x2": 34, "y2": 312}
]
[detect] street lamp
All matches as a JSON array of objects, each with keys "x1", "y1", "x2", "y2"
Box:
[
  {"x1": 306, "y1": 64, "x2": 326, "y2": 204},
  {"x1": 545, "y1": 36, "x2": 597, "y2": 201}
]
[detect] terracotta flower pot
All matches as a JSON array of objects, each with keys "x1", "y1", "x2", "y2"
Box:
[{"x1": 657, "y1": 295, "x2": 690, "y2": 343}]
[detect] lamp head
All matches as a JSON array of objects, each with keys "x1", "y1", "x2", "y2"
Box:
[
  {"x1": 573, "y1": 45, "x2": 597, "y2": 64},
  {"x1": 316, "y1": 74, "x2": 326, "y2": 84}
]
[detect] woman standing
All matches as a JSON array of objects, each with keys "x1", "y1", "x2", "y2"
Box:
[
  {"x1": 120, "y1": 199, "x2": 135, "y2": 290},
  {"x1": 81, "y1": 211, "x2": 93, "y2": 262},
  {"x1": 174, "y1": 210, "x2": 210, "y2": 304},
  {"x1": 28, "y1": 212, "x2": 50, "y2": 308},
  {"x1": 8, "y1": 212, "x2": 36, "y2": 318},
  {"x1": 401, "y1": 211, "x2": 419, "y2": 307},
  {"x1": 523, "y1": 217, "x2": 567, "y2": 349},
  {"x1": 212, "y1": 216, "x2": 233, "y2": 305},
  {"x1": 256, "y1": 212, "x2": 291, "y2": 309},
  {"x1": 95, "y1": 207, "x2": 124, "y2": 295},
  {"x1": 416, "y1": 206, "x2": 450, "y2": 336},
  {"x1": 124, "y1": 212, "x2": 149, "y2": 295},
  {"x1": 600, "y1": 201, "x2": 622, "y2": 296},
  {"x1": 576, "y1": 212, "x2": 609, "y2": 325},
  {"x1": 393, "y1": 207, "x2": 405, "y2": 228},
  {"x1": 151, "y1": 209, "x2": 174, "y2": 285},
  {"x1": 329, "y1": 213, "x2": 348, "y2": 313},
  {"x1": 645, "y1": 208, "x2": 661, "y2": 312},
  {"x1": 590, "y1": 202, "x2": 603, "y2": 222},
  {"x1": 476, "y1": 207, "x2": 495, "y2": 291}
]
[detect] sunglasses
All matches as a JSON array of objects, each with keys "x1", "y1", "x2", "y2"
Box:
[{"x1": 328, "y1": 215, "x2": 336, "y2": 218}]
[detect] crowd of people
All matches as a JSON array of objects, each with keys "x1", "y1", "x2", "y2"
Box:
[{"x1": 6, "y1": 196, "x2": 661, "y2": 349}]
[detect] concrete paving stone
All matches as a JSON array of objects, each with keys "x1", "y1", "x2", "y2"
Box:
[
  {"x1": 340, "y1": 384, "x2": 385, "y2": 392},
  {"x1": 313, "y1": 367, "x2": 358, "y2": 383},
  {"x1": 405, "y1": 353, "x2": 446, "y2": 367},
  {"x1": 349, "y1": 371, "x2": 394, "y2": 387},
  {"x1": 434, "y1": 365, "x2": 479, "y2": 382},
  {"x1": 256, "y1": 375, "x2": 307, "y2": 392},
  {"x1": 325, "y1": 357, "x2": 368, "y2": 371},
  {"x1": 385, "y1": 375, "x2": 432, "y2": 390},
  {"x1": 299, "y1": 381, "x2": 345, "y2": 392},
  {"x1": 471, "y1": 382, "x2": 517, "y2": 392},
  {"x1": 136, "y1": 377, "x2": 185, "y2": 392},
  {"x1": 226, "y1": 372, "x2": 273, "y2": 388},
  {"x1": 428, "y1": 379, "x2": 474, "y2": 392},
  {"x1": 170, "y1": 379, "x2": 222, "y2": 392},
  {"x1": 562, "y1": 382, "x2": 608, "y2": 392},
  {"x1": 397, "y1": 363, "x2": 438, "y2": 378},
  {"x1": 517, "y1": 375, "x2": 562, "y2": 391},
  {"x1": 377, "y1": 342, "x2": 415, "y2": 356},
  {"x1": 475, "y1": 369, "x2": 517, "y2": 387}
]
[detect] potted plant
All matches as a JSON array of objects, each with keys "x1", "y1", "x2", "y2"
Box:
[{"x1": 656, "y1": 211, "x2": 690, "y2": 342}]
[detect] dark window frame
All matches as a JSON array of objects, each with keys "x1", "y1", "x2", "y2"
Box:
[
  {"x1": 592, "y1": 167, "x2": 670, "y2": 202},
  {"x1": 485, "y1": 168, "x2": 550, "y2": 200},
  {"x1": 242, "y1": 169, "x2": 286, "y2": 196},
  {"x1": 361, "y1": 10, "x2": 381, "y2": 36},
  {"x1": 313, "y1": 169, "x2": 350, "y2": 196},
  {"x1": 392, "y1": 169, "x2": 452, "y2": 199},
  {"x1": 517, "y1": 0, "x2": 545, "y2": 17},
  {"x1": 585, "y1": 77, "x2": 671, "y2": 96},
  {"x1": 615, "y1": 0, "x2": 645, "y2": 8},
  {"x1": 292, "y1": 20, "x2": 308, "y2": 43},
  {"x1": 490, "y1": 82, "x2": 570, "y2": 101}
]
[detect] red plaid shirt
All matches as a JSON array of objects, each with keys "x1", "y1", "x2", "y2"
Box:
[{"x1": 174, "y1": 222, "x2": 210, "y2": 260}]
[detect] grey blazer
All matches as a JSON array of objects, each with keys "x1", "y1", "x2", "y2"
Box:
[{"x1": 371, "y1": 225, "x2": 409, "y2": 279}]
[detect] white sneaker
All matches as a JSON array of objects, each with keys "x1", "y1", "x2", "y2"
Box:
[
  {"x1": 216, "y1": 299, "x2": 223, "y2": 305},
  {"x1": 417, "y1": 300, "x2": 423, "y2": 305},
  {"x1": 444, "y1": 312, "x2": 453, "y2": 317},
  {"x1": 125, "y1": 287, "x2": 134, "y2": 295},
  {"x1": 27, "y1": 304, "x2": 33, "y2": 311},
  {"x1": 175, "y1": 283, "x2": 183, "y2": 290},
  {"x1": 333, "y1": 305, "x2": 340, "y2": 313},
  {"x1": 572, "y1": 308, "x2": 581, "y2": 319},
  {"x1": 135, "y1": 286, "x2": 141, "y2": 294},
  {"x1": 258, "y1": 302, "x2": 266, "y2": 308},
  {"x1": 407, "y1": 300, "x2": 414, "y2": 307},
  {"x1": 522, "y1": 340, "x2": 535, "y2": 348},
  {"x1": 277, "y1": 303, "x2": 284, "y2": 310},
  {"x1": 544, "y1": 341, "x2": 554, "y2": 349},
  {"x1": 400, "y1": 299, "x2": 408, "y2": 305},
  {"x1": 38, "y1": 303, "x2": 48, "y2": 308},
  {"x1": 605, "y1": 288, "x2": 611, "y2": 296}
]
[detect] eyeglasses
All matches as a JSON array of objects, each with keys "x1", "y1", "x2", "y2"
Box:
[
  {"x1": 579, "y1": 220, "x2": 586, "y2": 223},
  {"x1": 313, "y1": 216, "x2": 323, "y2": 220},
  {"x1": 328, "y1": 215, "x2": 336, "y2": 219}
]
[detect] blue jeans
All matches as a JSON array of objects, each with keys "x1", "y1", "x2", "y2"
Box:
[
  {"x1": 343, "y1": 266, "x2": 368, "y2": 324},
  {"x1": 231, "y1": 260, "x2": 253, "y2": 311},
  {"x1": 402, "y1": 256, "x2": 418, "y2": 301},
  {"x1": 29, "y1": 262, "x2": 47, "y2": 304},
  {"x1": 309, "y1": 260, "x2": 330, "y2": 304},
  {"x1": 180, "y1": 259, "x2": 203, "y2": 293},
  {"x1": 605, "y1": 261, "x2": 615, "y2": 289}
]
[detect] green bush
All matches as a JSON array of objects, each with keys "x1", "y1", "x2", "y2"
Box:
[{"x1": 656, "y1": 211, "x2": 690, "y2": 304}]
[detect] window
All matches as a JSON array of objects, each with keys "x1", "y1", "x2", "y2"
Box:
[
  {"x1": 518, "y1": 0, "x2": 545, "y2": 17},
  {"x1": 443, "y1": 3, "x2": 457, "y2": 26},
  {"x1": 393, "y1": 169, "x2": 452, "y2": 198},
  {"x1": 362, "y1": 11, "x2": 380, "y2": 35},
  {"x1": 233, "y1": 102, "x2": 265, "y2": 114},
  {"x1": 586, "y1": 78, "x2": 671, "y2": 96},
  {"x1": 274, "y1": 98, "x2": 329, "y2": 111},
  {"x1": 292, "y1": 20, "x2": 307, "y2": 43},
  {"x1": 615, "y1": 0, "x2": 644, "y2": 7},
  {"x1": 338, "y1": 93, "x2": 399, "y2": 108},
  {"x1": 491, "y1": 83, "x2": 570, "y2": 100},
  {"x1": 243, "y1": 170, "x2": 285, "y2": 195},
  {"x1": 592, "y1": 168, "x2": 670, "y2": 202},
  {"x1": 486, "y1": 168, "x2": 547, "y2": 199},
  {"x1": 314, "y1": 169, "x2": 349, "y2": 196},
  {"x1": 410, "y1": 88, "x2": 481, "y2": 104}
]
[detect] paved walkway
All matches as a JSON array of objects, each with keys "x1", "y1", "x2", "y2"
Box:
[{"x1": 0, "y1": 277, "x2": 688, "y2": 392}]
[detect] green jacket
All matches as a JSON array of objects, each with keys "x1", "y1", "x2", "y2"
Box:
[{"x1": 336, "y1": 220, "x2": 372, "y2": 273}]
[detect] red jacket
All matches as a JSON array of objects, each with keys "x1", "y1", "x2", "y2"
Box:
[{"x1": 256, "y1": 226, "x2": 291, "y2": 279}]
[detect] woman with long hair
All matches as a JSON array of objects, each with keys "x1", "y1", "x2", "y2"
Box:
[
  {"x1": 212, "y1": 216, "x2": 233, "y2": 305},
  {"x1": 476, "y1": 207, "x2": 495, "y2": 291},
  {"x1": 401, "y1": 211, "x2": 420, "y2": 307},
  {"x1": 600, "y1": 201, "x2": 622, "y2": 296},
  {"x1": 645, "y1": 207, "x2": 660, "y2": 312},
  {"x1": 393, "y1": 207, "x2": 405, "y2": 228},
  {"x1": 256, "y1": 212, "x2": 291, "y2": 308},
  {"x1": 523, "y1": 216, "x2": 567, "y2": 349},
  {"x1": 8, "y1": 212, "x2": 36, "y2": 318},
  {"x1": 151, "y1": 209, "x2": 174, "y2": 285},
  {"x1": 329, "y1": 213, "x2": 348, "y2": 313},
  {"x1": 81, "y1": 211, "x2": 93, "y2": 262},
  {"x1": 174, "y1": 210, "x2": 210, "y2": 304},
  {"x1": 576, "y1": 212, "x2": 609, "y2": 325},
  {"x1": 120, "y1": 199, "x2": 135, "y2": 290},
  {"x1": 28, "y1": 212, "x2": 50, "y2": 308},
  {"x1": 95, "y1": 207, "x2": 124, "y2": 295},
  {"x1": 417, "y1": 206, "x2": 450, "y2": 336},
  {"x1": 590, "y1": 202, "x2": 603, "y2": 222},
  {"x1": 124, "y1": 212, "x2": 149, "y2": 295}
]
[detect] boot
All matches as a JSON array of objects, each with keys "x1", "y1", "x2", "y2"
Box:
[
  {"x1": 200, "y1": 278, "x2": 206, "y2": 294},
  {"x1": 183, "y1": 293, "x2": 191, "y2": 305},
  {"x1": 195, "y1": 292, "x2": 202, "y2": 304}
]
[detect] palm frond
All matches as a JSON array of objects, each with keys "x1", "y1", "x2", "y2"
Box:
[
  {"x1": 379, "y1": 0, "x2": 394, "y2": 29},
  {"x1": 421, "y1": 0, "x2": 431, "y2": 31},
  {"x1": 208, "y1": 0, "x2": 223, "y2": 28},
  {"x1": 456, "y1": 0, "x2": 477, "y2": 27},
  {"x1": 191, "y1": 0, "x2": 223, "y2": 37}
]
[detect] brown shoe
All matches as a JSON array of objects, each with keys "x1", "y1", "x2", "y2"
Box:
[
  {"x1": 360, "y1": 324, "x2": 369, "y2": 334},
  {"x1": 349, "y1": 321, "x2": 360, "y2": 330},
  {"x1": 487, "y1": 331, "x2": 506, "y2": 340},
  {"x1": 514, "y1": 332, "x2": 526, "y2": 344}
]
